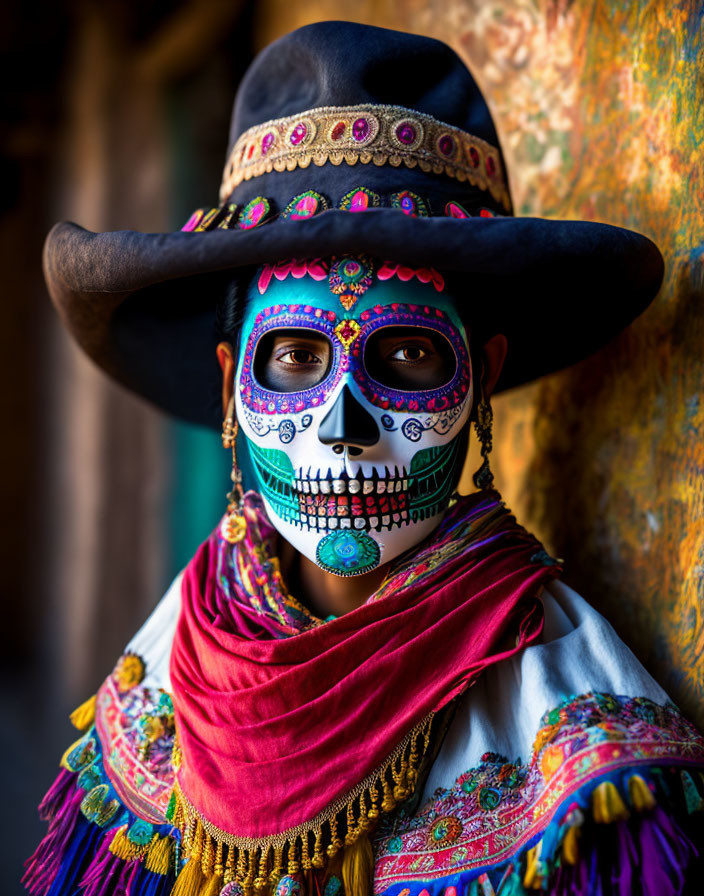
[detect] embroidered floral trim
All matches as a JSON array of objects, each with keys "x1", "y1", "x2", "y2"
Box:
[
  {"x1": 94, "y1": 663, "x2": 176, "y2": 824},
  {"x1": 372, "y1": 692, "x2": 704, "y2": 891},
  {"x1": 219, "y1": 104, "x2": 510, "y2": 210}
]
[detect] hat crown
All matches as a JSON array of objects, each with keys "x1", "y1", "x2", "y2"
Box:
[{"x1": 228, "y1": 21, "x2": 499, "y2": 151}]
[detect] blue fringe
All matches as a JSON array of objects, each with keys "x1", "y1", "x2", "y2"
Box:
[{"x1": 45, "y1": 815, "x2": 104, "y2": 896}]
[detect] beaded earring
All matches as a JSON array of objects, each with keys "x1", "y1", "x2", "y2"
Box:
[
  {"x1": 472, "y1": 390, "x2": 495, "y2": 491},
  {"x1": 222, "y1": 394, "x2": 247, "y2": 543}
]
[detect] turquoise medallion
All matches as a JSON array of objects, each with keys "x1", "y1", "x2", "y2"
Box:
[{"x1": 316, "y1": 530, "x2": 381, "y2": 576}]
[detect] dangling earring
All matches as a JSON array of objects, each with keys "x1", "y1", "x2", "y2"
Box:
[
  {"x1": 472, "y1": 390, "x2": 495, "y2": 491},
  {"x1": 222, "y1": 393, "x2": 247, "y2": 543}
]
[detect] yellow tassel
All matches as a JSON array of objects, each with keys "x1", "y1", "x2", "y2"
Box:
[
  {"x1": 270, "y1": 845, "x2": 284, "y2": 883},
  {"x1": 312, "y1": 826, "x2": 325, "y2": 868},
  {"x1": 341, "y1": 833, "x2": 373, "y2": 896},
  {"x1": 201, "y1": 832, "x2": 215, "y2": 876},
  {"x1": 380, "y1": 771, "x2": 394, "y2": 813},
  {"x1": 109, "y1": 826, "x2": 131, "y2": 860},
  {"x1": 628, "y1": 774, "x2": 656, "y2": 812},
  {"x1": 301, "y1": 832, "x2": 311, "y2": 870},
  {"x1": 522, "y1": 842, "x2": 543, "y2": 889},
  {"x1": 327, "y1": 817, "x2": 342, "y2": 858},
  {"x1": 70, "y1": 694, "x2": 97, "y2": 731},
  {"x1": 170, "y1": 855, "x2": 206, "y2": 896},
  {"x1": 592, "y1": 781, "x2": 630, "y2": 824},
  {"x1": 254, "y1": 846, "x2": 270, "y2": 890},
  {"x1": 171, "y1": 820, "x2": 206, "y2": 896},
  {"x1": 146, "y1": 835, "x2": 174, "y2": 875},
  {"x1": 225, "y1": 846, "x2": 236, "y2": 885},
  {"x1": 214, "y1": 840, "x2": 224, "y2": 879},
  {"x1": 286, "y1": 838, "x2": 299, "y2": 876},
  {"x1": 562, "y1": 826, "x2": 580, "y2": 865},
  {"x1": 243, "y1": 848, "x2": 256, "y2": 891},
  {"x1": 201, "y1": 874, "x2": 222, "y2": 896},
  {"x1": 368, "y1": 780, "x2": 380, "y2": 821}
]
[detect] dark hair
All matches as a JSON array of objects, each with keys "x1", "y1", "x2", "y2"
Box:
[{"x1": 215, "y1": 266, "x2": 258, "y2": 347}]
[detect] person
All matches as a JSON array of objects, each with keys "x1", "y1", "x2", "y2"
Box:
[{"x1": 25, "y1": 21, "x2": 704, "y2": 896}]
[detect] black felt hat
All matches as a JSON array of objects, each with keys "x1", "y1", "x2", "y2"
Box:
[{"x1": 44, "y1": 20, "x2": 664, "y2": 430}]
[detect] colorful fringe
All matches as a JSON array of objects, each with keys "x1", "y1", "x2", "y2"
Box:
[
  {"x1": 25, "y1": 723, "x2": 704, "y2": 896},
  {"x1": 23, "y1": 724, "x2": 177, "y2": 896},
  {"x1": 378, "y1": 767, "x2": 704, "y2": 896},
  {"x1": 165, "y1": 713, "x2": 435, "y2": 896}
]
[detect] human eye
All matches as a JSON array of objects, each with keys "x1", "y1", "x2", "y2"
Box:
[
  {"x1": 366, "y1": 326, "x2": 457, "y2": 390},
  {"x1": 276, "y1": 346, "x2": 325, "y2": 366},
  {"x1": 387, "y1": 342, "x2": 432, "y2": 363}
]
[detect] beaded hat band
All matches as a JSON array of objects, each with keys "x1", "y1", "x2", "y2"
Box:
[{"x1": 220, "y1": 104, "x2": 511, "y2": 212}]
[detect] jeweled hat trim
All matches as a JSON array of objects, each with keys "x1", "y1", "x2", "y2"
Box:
[
  {"x1": 182, "y1": 188, "x2": 499, "y2": 234},
  {"x1": 220, "y1": 104, "x2": 511, "y2": 211}
]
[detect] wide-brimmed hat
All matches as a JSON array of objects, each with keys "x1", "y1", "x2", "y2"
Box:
[{"x1": 44, "y1": 20, "x2": 663, "y2": 430}]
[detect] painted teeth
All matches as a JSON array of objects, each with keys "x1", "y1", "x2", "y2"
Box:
[{"x1": 293, "y1": 469, "x2": 409, "y2": 495}]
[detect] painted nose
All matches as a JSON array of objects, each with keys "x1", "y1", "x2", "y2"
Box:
[{"x1": 318, "y1": 385, "x2": 380, "y2": 453}]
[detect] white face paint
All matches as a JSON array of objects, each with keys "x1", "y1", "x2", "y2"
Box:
[{"x1": 235, "y1": 257, "x2": 473, "y2": 576}]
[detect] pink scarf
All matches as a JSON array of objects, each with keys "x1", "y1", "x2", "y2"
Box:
[{"x1": 170, "y1": 490, "x2": 559, "y2": 840}]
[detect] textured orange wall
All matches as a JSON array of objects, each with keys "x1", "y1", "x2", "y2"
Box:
[{"x1": 256, "y1": 1, "x2": 704, "y2": 725}]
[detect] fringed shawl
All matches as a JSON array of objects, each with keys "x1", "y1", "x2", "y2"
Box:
[{"x1": 168, "y1": 490, "x2": 558, "y2": 884}]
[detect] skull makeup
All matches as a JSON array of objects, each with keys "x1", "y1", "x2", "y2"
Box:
[{"x1": 234, "y1": 257, "x2": 473, "y2": 576}]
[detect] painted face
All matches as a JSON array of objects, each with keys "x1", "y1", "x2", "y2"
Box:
[{"x1": 234, "y1": 257, "x2": 473, "y2": 576}]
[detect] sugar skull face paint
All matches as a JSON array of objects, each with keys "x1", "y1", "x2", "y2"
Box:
[{"x1": 234, "y1": 258, "x2": 473, "y2": 576}]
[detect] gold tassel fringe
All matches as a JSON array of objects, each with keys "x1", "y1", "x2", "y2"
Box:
[
  {"x1": 166, "y1": 714, "x2": 434, "y2": 895},
  {"x1": 341, "y1": 834, "x2": 373, "y2": 896},
  {"x1": 561, "y1": 825, "x2": 580, "y2": 865},
  {"x1": 70, "y1": 694, "x2": 96, "y2": 731},
  {"x1": 628, "y1": 773, "x2": 656, "y2": 812},
  {"x1": 146, "y1": 835, "x2": 174, "y2": 875},
  {"x1": 522, "y1": 841, "x2": 542, "y2": 890},
  {"x1": 592, "y1": 780, "x2": 630, "y2": 824}
]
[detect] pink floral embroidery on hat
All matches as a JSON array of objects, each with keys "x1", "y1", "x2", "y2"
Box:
[
  {"x1": 377, "y1": 262, "x2": 445, "y2": 293},
  {"x1": 258, "y1": 258, "x2": 329, "y2": 295}
]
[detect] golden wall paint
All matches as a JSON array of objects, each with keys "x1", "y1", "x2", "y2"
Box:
[{"x1": 257, "y1": 0, "x2": 704, "y2": 725}]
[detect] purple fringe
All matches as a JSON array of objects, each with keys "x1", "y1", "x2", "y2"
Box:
[
  {"x1": 23, "y1": 782, "x2": 85, "y2": 895},
  {"x1": 38, "y1": 769, "x2": 76, "y2": 822},
  {"x1": 25, "y1": 765, "x2": 177, "y2": 896},
  {"x1": 552, "y1": 805, "x2": 699, "y2": 895},
  {"x1": 79, "y1": 828, "x2": 125, "y2": 896}
]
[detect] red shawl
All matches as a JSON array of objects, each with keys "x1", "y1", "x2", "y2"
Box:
[{"x1": 170, "y1": 490, "x2": 559, "y2": 840}]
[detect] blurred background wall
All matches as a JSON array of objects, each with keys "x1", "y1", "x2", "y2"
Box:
[{"x1": 2, "y1": 0, "x2": 702, "y2": 892}]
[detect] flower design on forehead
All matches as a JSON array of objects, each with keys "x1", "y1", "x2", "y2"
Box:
[
  {"x1": 328, "y1": 255, "x2": 374, "y2": 310},
  {"x1": 257, "y1": 255, "x2": 446, "y2": 306}
]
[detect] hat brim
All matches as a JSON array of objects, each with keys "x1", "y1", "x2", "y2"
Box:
[{"x1": 44, "y1": 209, "x2": 663, "y2": 429}]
